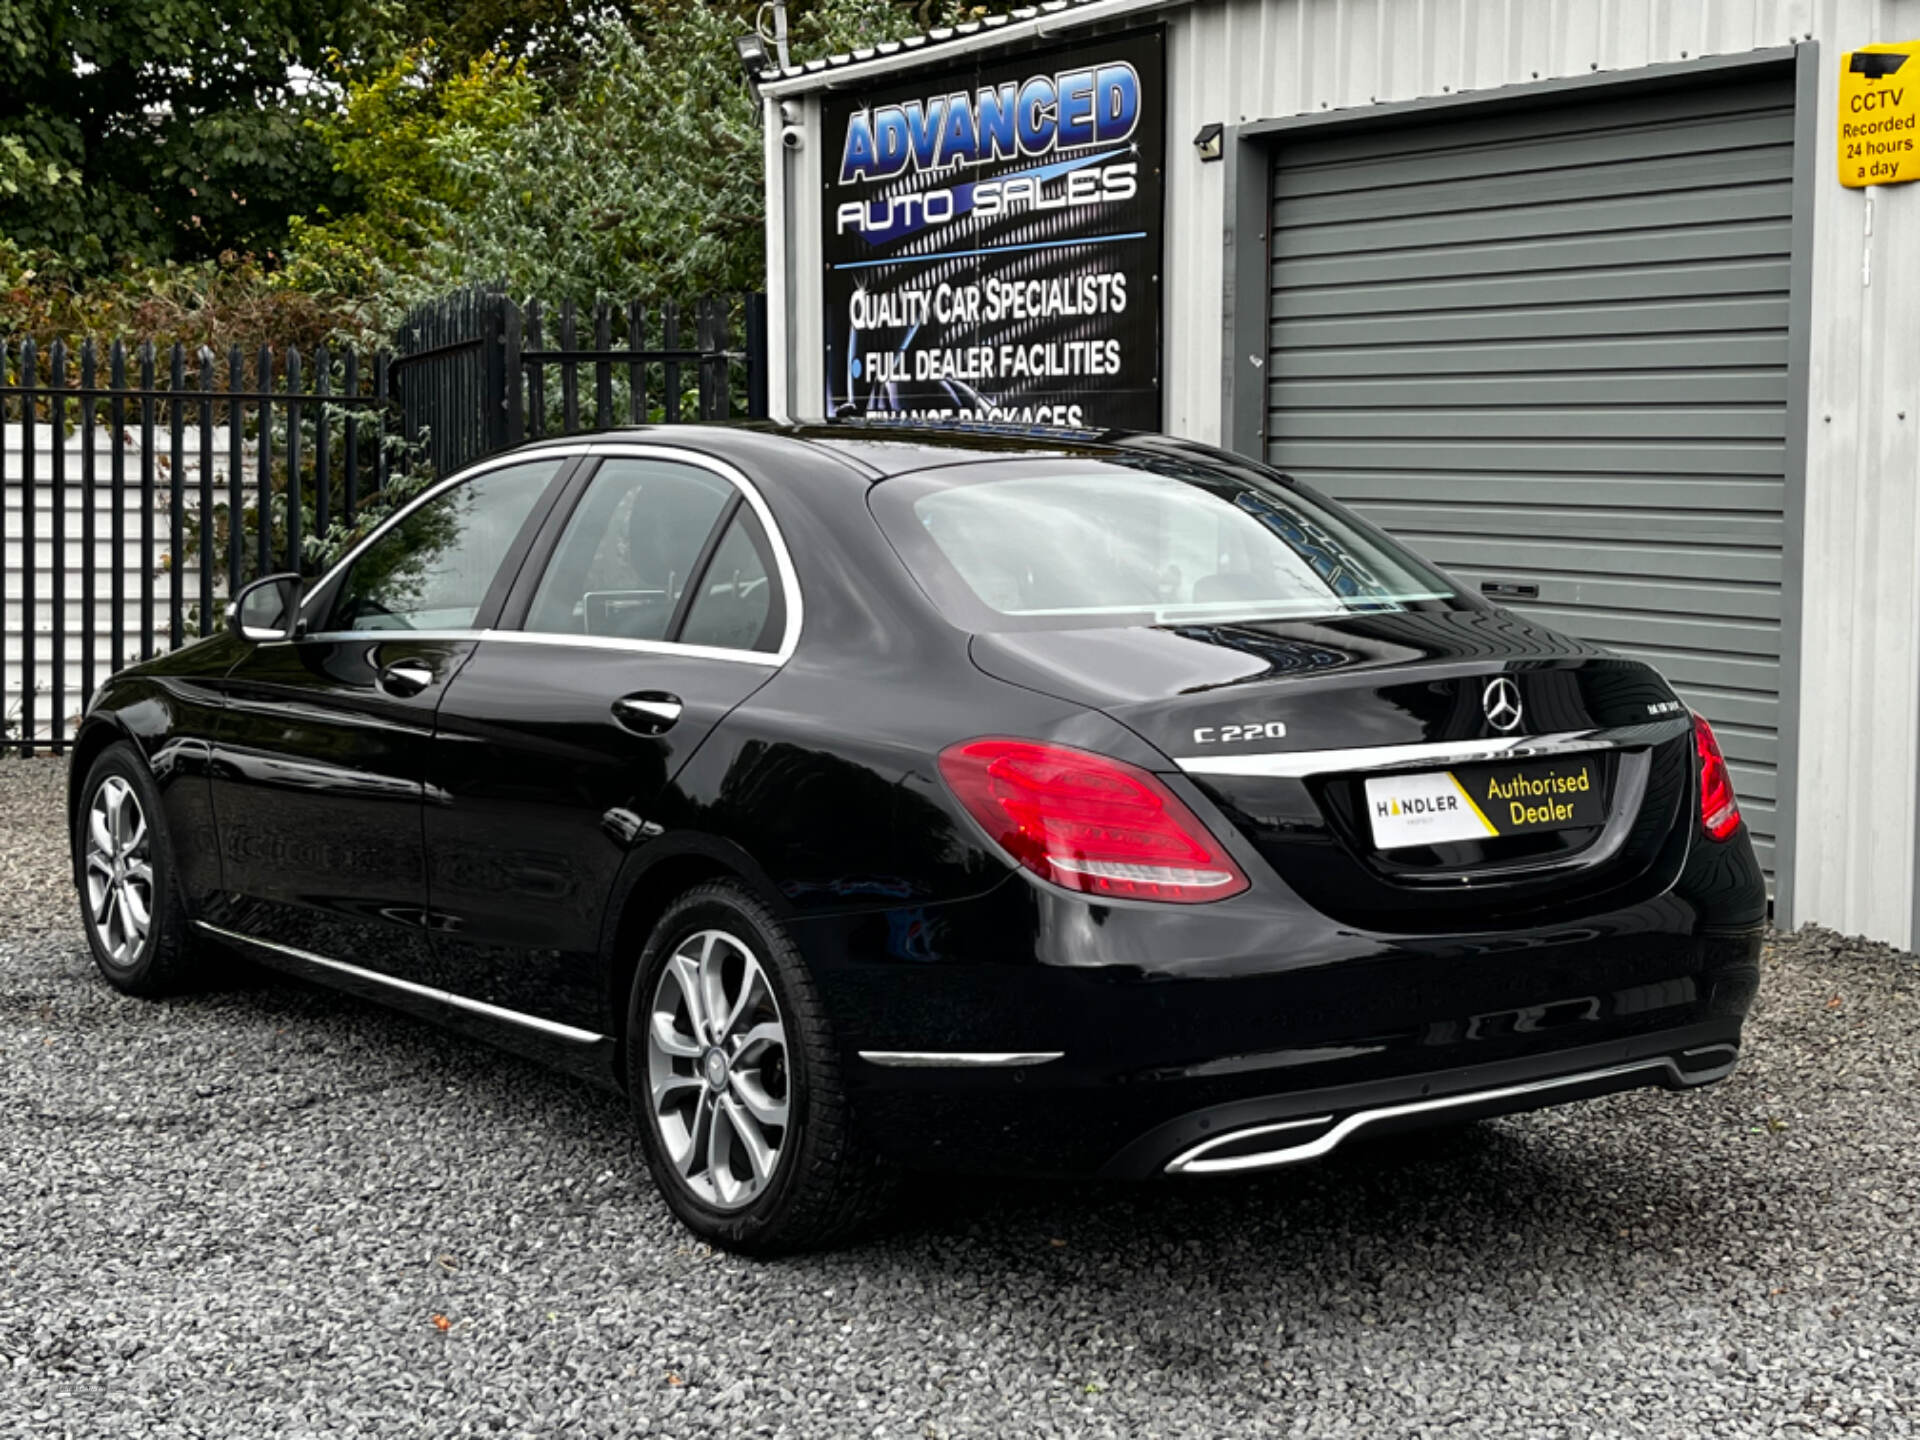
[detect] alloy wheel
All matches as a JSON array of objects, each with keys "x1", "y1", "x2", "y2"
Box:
[
  {"x1": 84, "y1": 776, "x2": 154, "y2": 968},
  {"x1": 645, "y1": 928, "x2": 791, "y2": 1210}
]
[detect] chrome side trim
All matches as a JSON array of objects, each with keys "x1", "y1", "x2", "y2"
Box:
[
  {"x1": 1172, "y1": 717, "x2": 1690, "y2": 780},
  {"x1": 286, "y1": 627, "x2": 783, "y2": 667},
  {"x1": 857, "y1": 1050, "x2": 1065, "y2": 1068},
  {"x1": 478, "y1": 629, "x2": 782, "y2": 667},
  {"x1": 193, "y1": 921, "x2": 607, "y2": 1046},
  {"x1": 1163, "y1": 1051, "x2": 1732, "y2": 1176},
  {"x1": 442, "y1": 990, "x2": 607, "y2": 1044},
  {"x1": 283, "y1": 629, "x2": 481, "y2": 645}
]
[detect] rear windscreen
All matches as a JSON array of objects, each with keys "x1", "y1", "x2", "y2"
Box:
[{"x1": 872, "y1": 455, "x2": 1460, "y2": 631}]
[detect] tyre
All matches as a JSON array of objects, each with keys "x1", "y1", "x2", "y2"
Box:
[
  {"x1": 74, "y1": 741, "x2": 205, "y2": 997},
  {"x1": 626, "y1": 879, "x2": 895, "y2": 1253}
]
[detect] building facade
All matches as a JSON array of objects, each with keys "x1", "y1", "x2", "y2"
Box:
[{"x1": 759, "y1": 0, "x2": 1920, "y2": 948}]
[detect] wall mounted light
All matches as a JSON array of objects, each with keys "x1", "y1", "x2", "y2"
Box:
[
  {"x1": 1193, "y1": 123, "x2": 1225, "y2": 162},
  {"x1": 735, "y1": 32, "x2": 772, "y2": 86},
  {"x1": 737, "y1": 3, "x2": 790, "y2": 90}
]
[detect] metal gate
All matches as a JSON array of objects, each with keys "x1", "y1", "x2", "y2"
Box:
[
  {"x1": 391, "y1": 287, "x2": 770, "y2": 480},
  {"x1": 1264, "y1": 71, "x2": 1798, "y2": 877}
]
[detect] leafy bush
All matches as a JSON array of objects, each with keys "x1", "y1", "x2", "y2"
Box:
[{"x1": 0, "y1": 240, "x2": 361, "y2": 357}]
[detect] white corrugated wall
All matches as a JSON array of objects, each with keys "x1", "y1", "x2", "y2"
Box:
[
  {"x1": 772, "y1": 0, "x2": 1920, "y2": 947},
  {"x1": 1794, "y1": 3, "x2": 1920, "y2": 950},
  {"x1": 2, "y1": 423, "x2": 230, "y2": 745}
]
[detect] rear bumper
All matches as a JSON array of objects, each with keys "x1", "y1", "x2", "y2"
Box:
[
  {"x1": 835, "y1": 1015, "x2": 1748, "y2": 1179},
  {"x1": 792, "y1": 870, "x2": 1764, "y2": 1178},
  {"x1": 1109, "y1": 1027, "x2": 1739, "y2": 1179}
]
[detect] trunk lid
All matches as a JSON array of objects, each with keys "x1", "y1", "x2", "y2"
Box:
[{"x1": 971, "y1": 607, "x2": 1697, "y2": 928}]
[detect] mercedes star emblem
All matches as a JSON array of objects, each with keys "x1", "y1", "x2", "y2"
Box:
[{"x1": 1483, "y1": 676, "x2": 1523, "y2": 733}]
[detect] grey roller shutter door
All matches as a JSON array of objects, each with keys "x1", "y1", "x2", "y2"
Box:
[{"x1": 1266, "y1": 73, "x2": 1795, "y2": 880}]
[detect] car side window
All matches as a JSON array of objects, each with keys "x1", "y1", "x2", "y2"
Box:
[
  {"x1": 326, "y1": 460, "x2": 561, "y2": 632},
  {"x1": 524, "y1": 458, "x2": 734, "y2": 640},
  {"x1": 679, "y1": 510, "x2": 783, "y2": 654}
]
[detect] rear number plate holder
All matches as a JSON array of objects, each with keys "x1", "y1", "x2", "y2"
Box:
[{"x1": 1364, "y1": 755, "x2": 1604, "y2": 850}]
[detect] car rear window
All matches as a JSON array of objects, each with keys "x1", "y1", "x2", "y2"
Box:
[{"x1": 871, "y1": 455, "x2": 1459, "y2": 631}]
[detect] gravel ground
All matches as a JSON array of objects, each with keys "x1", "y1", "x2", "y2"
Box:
[{"x1": 3, "y1": 754, "x2": 1917, "y2": 1438}]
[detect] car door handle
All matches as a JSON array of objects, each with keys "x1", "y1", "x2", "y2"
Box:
[
  {"x1": 613, "y1": 693, "x2": 683, "y2": 734},
  {"x1": 378, "y1": 660, "x2": 436, "y2": 697}
]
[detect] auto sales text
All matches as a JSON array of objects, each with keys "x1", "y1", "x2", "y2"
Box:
[
  {"x1": 835, "y1": 162, "x2": 1138, "y2": 237},
  {"x1": 849, "y1": 273, "x2": 1127, "y2": 330}
]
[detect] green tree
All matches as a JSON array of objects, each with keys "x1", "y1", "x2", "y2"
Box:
[
  {"x1": 414, "y1": 0, "x2": 971, "y2": 304},
  {"x1": 281, "y1": 43, "x2": 542, "y2": 309},
  {"x1": 0, "y1": 0, "x2": 375, "y2": 267},
  {"x1": 363, "y1": 1, "x2": 962, "y2": 85},
  {"x1": 360, "y1": 0, "x2": 652, "y2": 82}
]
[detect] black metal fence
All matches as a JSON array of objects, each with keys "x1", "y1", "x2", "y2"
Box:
[
  {"x1": 393, "y1": 286, "x2": 769, "y2": 478},
  {"x1": 1, "y1": 288, "x2": 766, "y2": 754}
]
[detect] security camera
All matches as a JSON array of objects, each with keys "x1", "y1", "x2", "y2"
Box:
[{"x1": 779, "y1": 99, "x2": 803, "y2": 152}]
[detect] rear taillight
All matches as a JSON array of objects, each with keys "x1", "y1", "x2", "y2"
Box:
[
  {"x1": 1693, "y1": 712, "x2": 1741, "y2": 841},
  {"x1": 938, "y1": 738, "x2": 1249, "y2": 903}
]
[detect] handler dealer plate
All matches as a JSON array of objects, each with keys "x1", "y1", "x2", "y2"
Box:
[{"x1": 1365, "y1": 757, "x2": 1603, "y2": 851}]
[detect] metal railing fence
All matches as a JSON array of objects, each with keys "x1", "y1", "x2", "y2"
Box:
[{"x1": 2, "y1": 288, "x2": 766, "y2": 754}]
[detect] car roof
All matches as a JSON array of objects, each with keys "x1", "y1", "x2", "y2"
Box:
[{"x1": 507, "y1": 421, "x2": 1261, "y2": 483}]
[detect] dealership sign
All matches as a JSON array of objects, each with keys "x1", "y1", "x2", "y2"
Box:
[{"x1": 821, "y1": 30, "x2": 1164, "y2": 429}]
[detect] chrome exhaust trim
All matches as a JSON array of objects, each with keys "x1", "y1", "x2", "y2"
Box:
[
  {"x1": 1164, "y1": 1050, "x2": 1736, "y2": 1176},
  {"x1": 1676, "y1": 1042, "x2": 1740, "y2": 1078}
]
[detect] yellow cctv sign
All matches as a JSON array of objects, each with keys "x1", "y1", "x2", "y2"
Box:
[{"x1": 1839, "y1": 42, "x2": 1920, "y2": 186}]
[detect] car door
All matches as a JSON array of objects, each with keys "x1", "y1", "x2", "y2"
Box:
[
  {"x1": 208, "y1": 455, "x2": 574, "y2": 989},
  {"x1": 424, "y1": 448, "x2": 795, "y2": 1033}
]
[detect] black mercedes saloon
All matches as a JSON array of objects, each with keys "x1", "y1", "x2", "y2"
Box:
[{"x1": 68, "y1": 424, "x2": 1766, "y2": 1252}]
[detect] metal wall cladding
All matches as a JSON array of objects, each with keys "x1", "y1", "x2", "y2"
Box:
[
  {"x1": 1262, "y1": 69, "x2": 1796, "y2": 879},
  {"x1": 1161, "y1": 0, "x2": 1840, "y2": 447}
]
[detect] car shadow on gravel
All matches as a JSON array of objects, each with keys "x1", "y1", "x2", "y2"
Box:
[
  {"x1": 890, "y1": 1121, "x2": 1648, "y2": 1252},
  {"x1": 863, "y1": 1126, "x2": 1750, "y2": 1363}
]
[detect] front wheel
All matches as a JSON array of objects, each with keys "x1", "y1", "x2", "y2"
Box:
[
  {"x1": 626, "y1": 880, "x2": 894, "y2": 1253},
  {"x1": 74, "y1": 741, "x2": 205, "y2": 996}
]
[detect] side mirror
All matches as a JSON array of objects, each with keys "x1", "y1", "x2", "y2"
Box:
[{"x1": 227, "y1": 572, "x2": 305, "y2": 644}]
